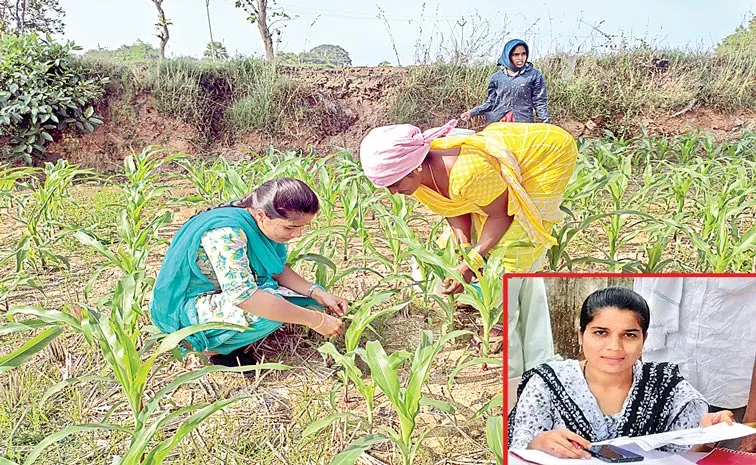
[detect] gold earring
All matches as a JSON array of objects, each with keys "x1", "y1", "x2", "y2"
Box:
[{"x1": 417, "y1": 166, "x2": 423, "y2": 173}]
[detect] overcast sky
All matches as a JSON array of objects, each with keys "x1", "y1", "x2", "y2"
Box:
[{"x1": 58, "y1": 0, "x2": 756, "y2": 65}]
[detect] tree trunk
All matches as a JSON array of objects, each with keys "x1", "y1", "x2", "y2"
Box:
[
  {"x1": 14, "y1": 0, "x2": 23, "y2": 32},
  {"x1": 543, "y1": 277, "x2": 633, "y2": 359},
  {"x1": 151, "y1": 0, "x2": 170, "y2": 60},
  {"x1": 159, "y1": 33, "x2": 168, "y2": 60},
  {"x1": 256, "y1": 0, "x2": 274, "y2": 61}
]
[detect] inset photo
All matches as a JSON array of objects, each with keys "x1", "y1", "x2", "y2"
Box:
[{"x1": 506, "y1": 274, "x2": 756, "y2": 464}]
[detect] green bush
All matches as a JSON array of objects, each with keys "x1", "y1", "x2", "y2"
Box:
[{"x1": 0, "y1": 33, "x2": 107, "y2": 163}]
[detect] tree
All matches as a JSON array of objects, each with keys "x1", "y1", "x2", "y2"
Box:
[
  {"x1": 275, "y1": 51, "x2": 300, "y2": 65},
  {"x1": 0, "y1": 34, "x2": 105, "y2": 162},
  {"x1": 233, "y1": 0, "x2": 293, "y2": 61},
  {"x1": 303, "y1": 44, "x2": 351, "y2": 67},
  {"x1": 717, "y1": 15, "x2": 756, "y2": 56},
  {"x1": 203, "y1": 41, "x2": 228, "y2": 61},
  {"x1": 150, "y1": 0, "x2": 171, "y2": 60},
  {"x1": 0, "y1": 0, "x2": 65, "y2": 35}
]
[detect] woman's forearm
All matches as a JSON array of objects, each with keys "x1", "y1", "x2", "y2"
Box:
[
  {"x1": 474, "y1": 215, "x2": 513, "y2": 256},
  {"x1": 238, "y1": 289, "x2": 320, "y2": 327},
  {"x1": 446, "y1": 214, "x2": 473, "y2": 244},
  {"x1": 273, "y1": 265, "x2": 315, "y2": 296}
]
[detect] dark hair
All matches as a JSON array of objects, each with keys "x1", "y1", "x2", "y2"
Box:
[
  {"x1": 579, "y1": 287, "x2": 650, "y2": 337},
  {"x1": 202, "y1": 177, "x2": 319, "y2": 219},
  {"x1": 237, "y1": 177, "x2": 319, "y2": 219}
]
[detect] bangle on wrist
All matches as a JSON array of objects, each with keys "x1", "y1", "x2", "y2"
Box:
[
  {"x1": 311, "y1": 311, "x2": 325, "y2": 330},
  {"x1": 306, "y1": 284, "x2": 319, "y2": 299},
  {"x1": 464, "y1": 248, "x2": 486, "y2": 271}
]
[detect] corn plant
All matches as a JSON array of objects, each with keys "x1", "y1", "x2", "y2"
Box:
[
  {"x1": 672, "y1": 131, "x2": 705, "y2": 165},
  {"x1": 213, "y1": 157, "x2": 258, "y2": 201},
  {"x1": 457, "y1": 248, "x2": 506, "y2": 357},
  {"x1": 318, "y1": 289, "x2": 408, "y2": 408},
  {"x1": 0, "y1": 305, "x2": 289, "y2": 465},
  {"x1": 73, "y1": 207, "x2": 172, "y2": 292},
  {"x1": 659, "y1": 162, "x2": 707, "y2": 214},
  {"x1": 367, "y1": 203, "x2": 425, "y2": 281},
  {"x1": 625, "y1": 220, "x2": 678, "y2": 273},
  {"x1": 560, "y1": 154, "x2": 611, "y2": 218},
  {"x1": 0, "y1": 165, "x2": 38, "y2": 208},
  {"x1": 311, "y1": 161, "x2": 340, "y2": 225},
  {"x1": 120, "y1": 147, "x2": 185, "y2": 220},
  {"x1": 339, "y1": 180, "x2": 369, "y2": 259},
  {"x1": 3, "y1": 160, "x2": 94, "y2": 273},
  {"x1": 547, "y1": 209, "x2": 597, "y2": 271},
  {"x1": 675, "y1": 177, "x2": 756, "y2": 272},
  {"x1": 301, "y1": 348, "x2": 411, "y2": 444},
  {"x1": 594, "y1": 155, "x2": 656, "y2": 267},
  {"x1": 398, "y1": 240, "x2": 503, "y2": 355},
  {"x1": 286, "y1": 225, "x2": 379, "y2": 292},
  {"x1": 329, "y1": 329, "x2": 467, "y2": 465},
  {"x1": 403, "y1": 239, "x2": 464, "y2": 334},
  {"x1": 242, "y1": 147, "x2": 317, "y2": 188}
]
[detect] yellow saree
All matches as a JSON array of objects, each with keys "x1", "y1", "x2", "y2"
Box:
[{"x1": 412, "y1": 123, "x2": 577, "y2": 272}]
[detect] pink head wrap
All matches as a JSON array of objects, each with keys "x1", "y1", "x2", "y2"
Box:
[{"x1": 359, "y1": 119, "x2": 458, "y2": 187}]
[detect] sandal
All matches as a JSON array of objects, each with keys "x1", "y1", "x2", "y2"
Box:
[{"x1": 208, "y1": 346, "x2": 258, "y2": 372}]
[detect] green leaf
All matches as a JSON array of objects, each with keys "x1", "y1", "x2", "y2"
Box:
[
  {"x1": 141, "y1": 363, "x2": 289, "y2": 420},
  {"x1": 318, "y1": 342, "x2": 365, "y2": 390},
  {"x1": 8, "y1": 306, "x2": 80, "y2": 331},
  {"x1": 74, "y1": 230, "x2": 120, "y2": 265},
  {"x1": 21, "y1": 423, "x2": 128, "y2": 465},
  {"x1": 0, "y1": 327, "x2": 62, "y2": 374},
  {"x1": 0, "y1": 319, "x2": 50, "y2": 336},
  {"x1": 487, "y1": 416, "x2": 504, "y2": 465},
  {"x1": 142, "y1": 398, "x2": 240, "y2": 465},
  {"x1": 387, "y1": 350, "x2": 412, "y2": 370},
  {"x1": 448, "y1": 357, "x2": 503, "y2": 391},
  {"x1": 40, "y1": 375, "x2": 114, "y2": 405},
  {"x1": 419, "y1": 396, "x2": 455, "y2": 414},
  {"x1": 364, "y1": 341, "x2": 402, "y2": 409},
  {"x1": 329, "y1": 434, "x2": 391, "y2": 465},
  {"x1": 298, "y1": 253, "x2": 337, "y2": 271},
  {"x1": 302, "y1": 412, "x2": 357, "y2": 438},
  {"x1": 154, "y1": 321, "x2": 252, "y2": 356},
  {"x1": 84, "y1": 107, "x2": 94, "y2": 118},
  {"x1": 472, "y1": 394, "x2": 503, "y2": 420}
]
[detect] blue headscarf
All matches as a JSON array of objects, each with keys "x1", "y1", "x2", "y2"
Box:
[{"x1": 497, "y1": 39, "x2": 529, "y2": 72}]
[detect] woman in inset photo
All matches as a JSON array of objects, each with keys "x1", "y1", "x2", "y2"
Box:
[{"x1": 508, "y1": 286, "x2": 734, "y2": 459}]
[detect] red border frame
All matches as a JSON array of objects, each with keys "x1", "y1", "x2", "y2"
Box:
[{"x1": 501, "y1": 272, "x2": 756, "y2": 463}]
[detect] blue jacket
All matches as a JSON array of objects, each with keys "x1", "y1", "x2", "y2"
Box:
[{"x1": 469, "y1": 63, "x2": 551, "y2": 125}]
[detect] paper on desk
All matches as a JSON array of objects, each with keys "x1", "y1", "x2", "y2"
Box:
[
  {"x1": 509, "y1": 444, "x2": 696, "y2": 465},
  {"x1": 593, "y1": 422, "x2": 756, "y2": 451}
]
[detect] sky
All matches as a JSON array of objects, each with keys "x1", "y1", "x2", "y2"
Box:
[{"x1": 57, "y1": 0, "x2": 756, "y2": 66}]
